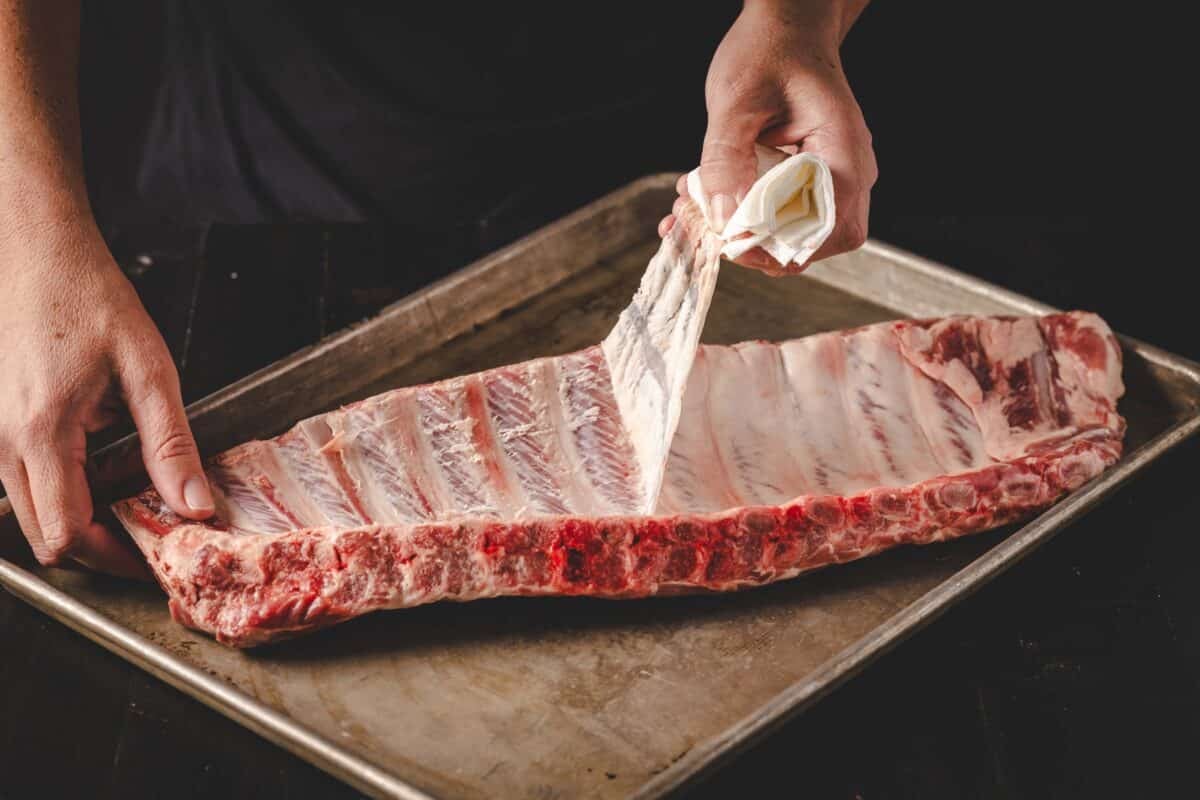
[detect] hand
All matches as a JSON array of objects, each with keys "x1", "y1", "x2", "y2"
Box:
[
  {"x1": 0, "y1": 218, "x2": 213, "y2": 577},
  {"x1": 660, "y1": 1, "x2": 877, "y2": 275}
]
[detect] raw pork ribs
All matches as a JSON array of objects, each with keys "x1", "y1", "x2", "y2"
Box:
[{"x1": 114, "y1": 310, "x2": 1125, "y2": 646}]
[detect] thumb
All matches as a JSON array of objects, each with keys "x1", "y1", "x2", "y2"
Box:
[
  {"x1": 699, "y1": 108, "x2": 765, "y2": 232},
  {"x1": 120, "y1": 353, "x2": 213, "y2": 520}
]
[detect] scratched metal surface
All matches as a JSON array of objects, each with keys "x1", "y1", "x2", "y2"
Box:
[{"x1": 2, "y1": 176, "x2": 1198, "y2": 800}]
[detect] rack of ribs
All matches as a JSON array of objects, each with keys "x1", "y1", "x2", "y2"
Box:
[{"x1": 114, "y1": 308, "x2": 1124, "y2": 647}]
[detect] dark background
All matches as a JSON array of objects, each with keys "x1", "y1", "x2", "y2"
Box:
[{"x1": 2, "y1": 2, "x2": 1196, "y2": 798}]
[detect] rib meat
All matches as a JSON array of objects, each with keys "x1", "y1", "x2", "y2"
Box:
[{"x1": 114, "y1": 312, "x2": 1125, "y2": 646}]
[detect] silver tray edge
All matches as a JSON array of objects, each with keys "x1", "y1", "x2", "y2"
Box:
[{"x1": 0, "y1": 175, "x2": 1195, "y2": 799}]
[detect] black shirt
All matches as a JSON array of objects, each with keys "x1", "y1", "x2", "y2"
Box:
[{"x1": 81, "y1": 2, "x2": 735, "y2": 228}]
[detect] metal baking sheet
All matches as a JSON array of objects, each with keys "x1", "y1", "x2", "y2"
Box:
[{"x1": 3, "y1": 175, "x2": 1198, "y2": 800}]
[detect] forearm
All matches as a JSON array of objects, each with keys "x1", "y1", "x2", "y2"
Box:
[
  {"x1": 0, "y1": 0, "x2": 88, "y2": 231},
  {"x1": 742, "y1": 0, "x2": 869, "y2": 49}
]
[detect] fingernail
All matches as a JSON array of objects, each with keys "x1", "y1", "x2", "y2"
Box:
[
  {"x1": 183, "y1": 475, "x2": 214, "y2": 512},
  {"x1": 711, "y1": 193, "x2": 734, "y2": 233}
]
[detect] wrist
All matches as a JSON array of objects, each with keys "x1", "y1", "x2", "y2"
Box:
[
  {"x1": 0, "y1": 192, "x2": 111, "y2": 285},
  {"x1": 0, "y1": 162, "x2": 93, "y2": 231},
  {"x1": 0, "y1": 158, "x2": 99, "y2": 260},
  {"x1": 741, "y1": 0, "x2": 849, "y2": 53}
]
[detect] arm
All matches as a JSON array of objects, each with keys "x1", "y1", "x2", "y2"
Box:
[
  {"x1": 664, "y1": 0, "x2": 877, "y2": 274},
  {"x1": 0, "y1": 0, "x2": 213, "y2": 576}
]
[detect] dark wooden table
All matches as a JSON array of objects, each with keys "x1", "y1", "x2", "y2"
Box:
[{"x1": 2, "y1": 210, "x2": 1196, "y2": 800}]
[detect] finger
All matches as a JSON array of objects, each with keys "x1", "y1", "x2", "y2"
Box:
[
  {"x1": 1, "y1": 459, "x2": 49, "y2": 564},
  {"x1": 699, "y1": 106, "x2": 770, "y2": 231},
  {"x1": 671, "y1": 194, "x2": 688, "y2": 219},
  {"x1": 119, "y1": 353, "x2": 214, "y2": 521},
  {"x1": 675, "y1": 173, "x2": 688, "y2": 196},
  {"x1": 24, "y1": 431, "x2": 149, "y2": 579},
  {"x1": 734, "y1": 247, "x2": 782, "y2": 275},
  {"x1": 658, "y1": 215, "x2": 676, "y2": 238},
  {"x1": 800, "y1": 126, "x2": 874, "y2": 262},
  {"x1": 0, "y1": 460, "x2": 87, "y2": 572},
  {"x1": 731, "y1": 246, "x2": 788, "y2": 276},
  {"x1": 809, "y1": 188, "x2": 870, "y2": 264}
]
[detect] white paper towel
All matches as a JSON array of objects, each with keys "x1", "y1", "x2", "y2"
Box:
[{"x1": 687, "y1": 145, "x2": 836, "y2": 271}]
